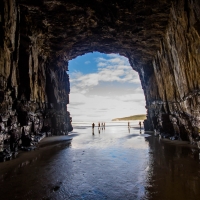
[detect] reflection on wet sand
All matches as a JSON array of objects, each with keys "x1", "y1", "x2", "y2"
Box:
[
  {"x1": 0, "y1": 122, "x2": 200, "y2": 200},
  {"x1": 145, "y1": 136, "x2": 200, "y2": 200}
]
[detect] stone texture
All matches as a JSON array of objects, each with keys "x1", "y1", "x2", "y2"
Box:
[
  {"x1": 0, "y1": 0, "x2": 72, "y2": 152},
  {"x1": 0, "y1": 0, "x2": 200, "y2": 150},
  {"x1": 18, "y1": 0, "x2": 172, "y2": 65},
  {"x1": 144, "y1": 0, "x2": 200, "y2": 143}
]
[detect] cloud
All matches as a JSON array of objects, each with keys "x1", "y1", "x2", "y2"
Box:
[
  {"x1": 88, "y1": 114, "x2": 103, "y2": 117},
  {"x1": 99, "y1": 108, "x2": 109, "y2": 111},
  {"x1": 97, "y1": 62, "x2": 107, "y2": 67},
  {"x1": 68, "y1": 91, "x2": 146, "y2": 122},
  {"x1": 107, "y1": 53, "x2": 124, "y2": 58},
  {"x1": 96, "y1": 56, "x2": 128, "y2": 69},
  {"x1": 85, "y1": 61, "x2": 91, "y2": 64},
  {"x1": 117, "y1": 93, "x2": 145, "y2": 103},
  {"x1": 76, "y1": 73, "x2": 99, "y2": 87},
  {"x1": 70, "y1": 54, "x2": 140, "y2": 92}
]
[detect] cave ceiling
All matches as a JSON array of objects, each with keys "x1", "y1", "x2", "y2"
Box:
[{"x1": 18, "y1": 0, "x2": 172, "y2": 67}]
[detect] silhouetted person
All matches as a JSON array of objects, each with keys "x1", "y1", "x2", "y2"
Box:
[
  {"x1": 139, "y1": 121, "x2": 142, "y2": 133},
  {"x1": 92, "y1": 123, "x2": 95, "y2": 129},
  {"x1": 98, "y1": 122, "x2": 100, "y2": 129},
  {"x1": 128, "y1": 122, "x2": 130, "y2": 128}
]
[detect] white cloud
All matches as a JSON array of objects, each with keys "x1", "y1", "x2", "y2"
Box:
[
  {"x1": 70, "y1": 55, "x2": 140, "y2": 91},
  {"x1": 68, "y1": 92, "x2": 146, "y2": 122},
  {"x1": 117, "y1": 93, "x2": 145, "y2": 103},
  {"x1": 97, "y1": 62, "x2": 107, "y2": 67},
  {"x1": 77, "y1": 73, "x2": 99, "y2": 87}
]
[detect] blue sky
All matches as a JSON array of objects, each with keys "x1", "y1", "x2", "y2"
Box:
[
  {"x1": 68, "y1": 52, "x2": 146, "y2": 122},
  {"x1": 69, "y1": 52, "x2": 102, "y2": 74}
]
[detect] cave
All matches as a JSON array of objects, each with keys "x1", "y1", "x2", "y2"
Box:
[{"x1": 0, "y1": 0, "x2": 200, "y2": 150}]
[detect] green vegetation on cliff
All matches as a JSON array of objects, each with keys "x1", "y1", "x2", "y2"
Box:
[{"x1": 112, "y1": 114, "x2": 146, "y2": 121}]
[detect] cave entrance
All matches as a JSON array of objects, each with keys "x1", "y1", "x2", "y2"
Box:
[{"x1": 68, "y1": 52, "x2": 146, "y2": 122}]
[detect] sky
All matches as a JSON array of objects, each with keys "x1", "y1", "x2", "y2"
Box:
[{"x1": 68, "y1": 52, "x2": 146, "y2": 122}]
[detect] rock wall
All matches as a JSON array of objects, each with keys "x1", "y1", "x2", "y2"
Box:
[
  {"x1": 0, "y1": 0, "x2": 72, "y2": 152},
  {"x1": 142, "y1": 0, "x2": 200, "y2": 144}
]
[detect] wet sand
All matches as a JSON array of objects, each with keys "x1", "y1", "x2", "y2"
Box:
[
  {"x1": 0, "y1": 136, "x2": 73, "y2": 184},
  {"x1": 0, "y1": 124, "x2": 200, "y2": 200},
  {"x1": 153, "y1": 135, "x2": 199, "y2": 149}
]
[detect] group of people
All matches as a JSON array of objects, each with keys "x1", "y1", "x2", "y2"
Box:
[
  {"x1": 92, "y1": 122, "x2": 105, "y2": 129},
  {"x1": 98, "y1": 122, "x2": 105, "y2": 129},
  {"x1": 92, "y1": 121, "x2": 143, "y2": 134},
  {"x1": 92, "y1": 122, "x2": 105, "y2": 135}
]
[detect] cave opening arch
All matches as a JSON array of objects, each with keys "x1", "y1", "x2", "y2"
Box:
[{"x1": 16, "y1": 0, "x2": 169, "y2": 135}]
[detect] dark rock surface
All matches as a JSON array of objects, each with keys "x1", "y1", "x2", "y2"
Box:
[
  {"x1": 0, "y1": 0, "x2": 73, "y2": 154},
  {"x1": 0, "y1": 0, "x2": 200, "y2": 150},
  {"x1": 144, "y1": 0, "x2": 200, "y2": 143}
]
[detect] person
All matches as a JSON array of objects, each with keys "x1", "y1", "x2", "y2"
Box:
[
  {"x1": 139, "y1": 121, "x2": 142, "y2": 130},
  {"x1": 92, "y1": 124, "x2": 94, "y2": 135},
  {"x1": 128, "y1": 122, "x2": 130, "y2": 128},
  {"x1": 92, "y1": 123, "x2": 95, "y2": 129}
]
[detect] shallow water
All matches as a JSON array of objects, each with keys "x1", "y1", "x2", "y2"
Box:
[{"x1": 0, "y1": 122, "x2": 200, "y2": 200}]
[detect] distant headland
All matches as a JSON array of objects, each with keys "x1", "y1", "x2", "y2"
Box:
[{"x1": 112, "y1": 114, "x2": 146, "y2": 121}]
